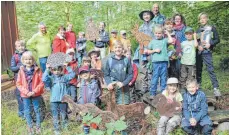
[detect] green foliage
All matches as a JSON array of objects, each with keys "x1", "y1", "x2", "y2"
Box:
[
  {"x1": 82, "y1": 113, "x2": 102, "y2": 125},
  {"x1": 105, "y1": 116, "x2": 127, "y2": 135}
]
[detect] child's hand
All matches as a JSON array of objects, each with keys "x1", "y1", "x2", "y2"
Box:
[
  {"x1": 175, "y1": 107, "x2": 182, "y2": 111},
  {"x1": 154, "y1": 49, "x2": 161, "y2": 53},
  {"x1": 198, "y1": 46, "x2": 204, "y2": 51},
  {"x1": 128, "y1": 82, "x2": 132, "y2": 86},
  {"x1": 144, "y1": 49, "x2": 149, "y2": 54},
  {"x1": 107, "y1": 83, "x2": 114, "y2": 91},
  {"x1": 205, "y1": 43, "x2": 210, "y2": 49},
  {"x1": 90, "y1": 74, "x2": 96, "y2": 79},
  {"x1": 189, "y1": 118, "x2": 197, "y2": 126},
  {"x1": 117, "y1": 82, "x2": 124, "y2": 88}
]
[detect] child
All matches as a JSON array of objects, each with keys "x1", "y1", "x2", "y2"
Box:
[
  {"x1": 182, "y1": 79, "x2": 213, "y2": 135},
  {"x1": 196, "y1": 12, "x2": 221, "y2": 97},
  {"x1": 65, "y1": 48, "x2": 78, "y2": 102},
  {"x1": 124, "y1": 49, "x2": 138, "y2": 103},
  {"x1": 81, "y1": 56, "x2": 91, "y2": 67},
  {"x1": 164, "y1": 18, "x2": 180, "y2": 79},
  {"x1": 76, "y1": 32, "x2": 87, "y2": 67},
  {"x1": 10, "y1": 40, "x2": 26, "y2": 118},
  {"x1": 144, "y1": 25, "x2": 173, "y2": 99},
  {"x1": 42, "y1": 63, "x2": 75, "y2": 135},
  {"x1": 88, "y1": 49, "x2": 102, "y2": 70},
  {"x1": 157, "y1": 77, "x2": 182, "y2": 135},
  {"x1": 52, "y1": 26, "x2": 68, "y2": 53},
  {"x1": 109, "y1": 29, "x2": 119, "y2": 54},
  {"x1": 104, "y1": 41, "x2": 133, "y2": 105},
  {"x1": 16, "y1": 51, "x2": 44, "y2": 134},
  {"x1": 77, "y1": 66, "x2": 101, "y2": 104},
  {"x1": 180, "y1": 27, "x2": 198, "y2": 89}
]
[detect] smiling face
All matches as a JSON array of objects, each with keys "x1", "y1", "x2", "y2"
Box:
[
  {"x1": 99, "y1": 22, "x2": 105, "y2": 31},
  {"x1": 174, "y1": 15, "x2": 182, "y2": 25},
  {"x1": 199, "y1": 14, "x2": 208, "y2": 26},
  {"x1": 164, "y1": 23, "x2": 173, "y2": 32},
  {"x1": 67, "y1": 24, "x2": 73, "y2": 31},
  {"x1": 23, "y1": 56, "x2": 34, "y2": 68},
  {"x1": 90, "y1": 52, "x2": 98, "y2": 60},
  {"x1": 167, "y1": 84, "x2": 178, "y2": 94},
  {"x1": 154, "y1": 31, "x2": 163, "y2": 39},
  {"x1": 143, "y1": 12, "x2": 151, "y2": 22},
  {"x1": 83, "y1": 61, "x2": 91, "y2": 67},
  {"x1": 152, "y1": 4, "x2": 159, "y2": 15},
  {"x1": 185, "y1": 32, "x2": 193, "y2": 41},
  {"x1": 15, "y1": 41, "x2": 25, "y2": 53},
  {"x1": 39, "y1": 25, "x2": 47, "y2": 34},
  {"x1": 187, "y1": 82, "x2": 198, "y2": 95},
  {"x1": 114, "y1": 43, "x2": 123, "y2": 57},
  {"x1": 111, "y1": 33, "x2": 117, "y2": 38},
  {"x1": 59, "y1": 29, "x2": 65, "y2": 37},
  {"x1": 52, "y1": 67, "x2": 63, "y2": 75},
  {"x1": 80, "y1": 71, "x2": 90, "y2": 80}
]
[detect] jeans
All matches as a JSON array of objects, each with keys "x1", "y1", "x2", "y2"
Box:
[
  {"x1": 68, "y1": 85, "x2": 77, "y2": 102},
  {"x1": 150, "y1": 61, "x2": 168, "y2": 96},
  {"x1": 15, "y1": 87, "x2": 24, "y2": 117},
  {"x1": 51, "y1": 102, "x2": 68, "y2": 131},
  {"x1": 180, "y1": 64, "x2": 196, "y2": 88},
  {"x1": 39, "y1": 57, "x2": 47, "y2": 73},
  {"x1": 196, "y1": 52, "x2": 219, "y2": 88},
  {"x1": 183, "y1": 124, "x2": 213, "y2": 135},
  {"x1": 23, "y1": 96, "x2": 41, "y2": 128},
  {"x1": 157, "y1": 115, "x2": 181, "y2": 135}
]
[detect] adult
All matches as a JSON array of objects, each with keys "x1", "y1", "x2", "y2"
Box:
[
  {"x1": 151, "y1": 3, "x2": 166, "y2": 25},
  {"x1": 120, "y1": 30, "x2": 131, "y2": 51},
  {"x1": 52, "y1": 25, "x2": 69, "y2": 53},
  {"x1": 94, "y1": 22, "x2": 109, "y2": 59},
  {"x1": 172, "y1": 13, "x2": 187, "y2": 80},
  {"x1": 27, "y1": 22, "x2": 52, "y2": 73},
  {"x1": 108, "y1": 29, "x2": 119, "y2": 54},
  {"x1": 65, "y1": 23, "x2": 76, "y2": 49}
]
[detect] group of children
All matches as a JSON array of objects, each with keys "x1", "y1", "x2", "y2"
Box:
[{"x1": 10, "y1": 11, "x2": 220, "y2": 135}]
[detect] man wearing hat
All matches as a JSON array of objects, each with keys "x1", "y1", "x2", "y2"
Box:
[
  {"x1": 180, "y1": 27, "x2": 198, "y2": 89},
  {"x1": 109, "y1": 29, "x2": 119, "y2": 54},
  {"x1": 88, "y1": 49, "x2": 101, "y2": 70},
  {"x1": 120, "y1": 30, "x2": 131, "y2": 51}
]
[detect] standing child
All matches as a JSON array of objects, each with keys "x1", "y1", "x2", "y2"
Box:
[
  {"x1": 77, "y1": 66, "x2": 101, "y2": 104},
  {"x1": 81, "y1": 56, "x2": 91, "y2": 67},
  {"x1": 157, "y1": 77, "x2": 183, "y2": 135},
  {"x1": 144, "y1": 25, "x2": 173, "y2": 99},
  {"x1": 10, "y1": 40, "x2": 26, "y2": 118},
  {"x1": 124, "y1": 49, "x2": 138, "y2": 103},
  {"x1": 180, "y1": 27, "x2": 198, "y2": 89},
  {"x1": 104, "y1": 41, "x2": 133, "y2": 105},
  {"x1": 65, "y1": 48, "x2": 78, "y2": 102},
  {"x1": 16, "y1": 51, "x2": 44, "y2": 134},
  {"x1": 42, "y1": 64, "x2": 75, "y2": 135},
  {"x1": 182, "y1": 79, "x2": 213, "y2": 135},
  {"x1": 76, "y1": 32, "x2": 87, "y2": 67},
  {"x1": 196, "y1": 12, "x2": 221, "y2": 97},
  {"x1": 88, "y1": 49, "x2": 102, "y2": 70}
]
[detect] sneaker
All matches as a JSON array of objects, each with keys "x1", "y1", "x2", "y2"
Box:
[
  {"x1": 213, "y1": 88, "x2": 221, "y2": 97},
  {"x1": 36, "y1": 127, "x2": 41, "y2": 134}
]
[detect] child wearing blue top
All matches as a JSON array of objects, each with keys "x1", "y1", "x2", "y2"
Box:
[
  {"x1": 42, "y1": 64, "x2": 75, "y2": 135},
  {"x1": 144, "y1": 25, "x2": 173, "y2": 99}
]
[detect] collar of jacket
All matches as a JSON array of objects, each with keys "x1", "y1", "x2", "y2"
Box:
[
  {"x1": 20, "y1": 65, "x2": 39, "y2": 72},
  {"x1": 111, "y1": 54, "x2": 125, "y2": 60}
]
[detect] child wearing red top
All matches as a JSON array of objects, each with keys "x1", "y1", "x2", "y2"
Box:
[
  {"x1": 65, "y1": 23, "x2": 76, "y2": 49},
  {"x1": 52, "y1": 26, "x2": 69, "y2": 53},
  {"x1": 125, "y1": 50, "x2": 138, "y2": 103}
]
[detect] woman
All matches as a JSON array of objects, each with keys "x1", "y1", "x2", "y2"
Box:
[{"x1": 52, "y1": 26, "x2": 69, "y2": 53}]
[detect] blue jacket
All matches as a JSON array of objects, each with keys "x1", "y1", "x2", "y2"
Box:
[
  {"x1": 95, "y1": 30, "x2": 109, "y2": 48},
  {"x1": 104, "y1": 54, "x2": 133, "y2": 86},
  {"x1": 42, "y1": 67, "x2": 75, "y2": 102},
  {"x1": 76, "y1": 38, "x2": 87, "y2": 53},
  {"x1": 78, "y1": 79, "x2": 100, "y2": 104},
  {"x1": 139, "y1": 21, "x2": 154, "y2": 38},
  {"x1": 182, "y1": 90, "x2": 212, "y2": 127},
  {"x1": 10, "y1": 50, "x2": 25, "y2": 81}
]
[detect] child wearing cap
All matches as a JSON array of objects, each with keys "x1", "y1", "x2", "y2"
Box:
[
  {"x1": 144, "y1": 25, "x2": 173, "y2": 99},
  {"x1": 157, "y1": 77, "x2": 183, "y2": 135},
  {"x1": 109, "y1": 29, "x2": 119, "y2": 54},
  {"x1": 180, "y1": 27, "x2": 198, "y2": 89},
  {"x1": 104, "y1": 41, "x2": 133, "y2": 105},
  {"x1": 76, "y1": 31, "x2": 87, "y2": 67},
  {"x1": 196, "y1": 12, "x2": 221, "y2": 97},
  {"x1": 88, "y1": 49, "x2": 102, "y2": 70},
  {"x1": 77, "y1": 66, "x2": 101, "y2": 104},
  {"x1": 120, "y1": 30, "x2": 131, "y2": 52},
  {"x1": 42, "y1": 63, "x2": 75, "y2": 134},
  {"x1": 65, "y1": 48, "x2": 78, "y2": 102},
  {"x1": 182, "y1": 79, "x2": 213, "y2": 135}
]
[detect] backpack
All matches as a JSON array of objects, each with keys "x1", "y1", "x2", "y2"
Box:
[{"x1": 13, "y1": 53, "x2": 20, "y2": 64}]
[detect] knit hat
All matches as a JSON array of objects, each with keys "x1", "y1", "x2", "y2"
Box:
[
  {"x1": 167, "y1": 77, "x2": 179, "y2": 84},
  {"x1": 79, "y1": 66, "x2": 90, "y2": 74},
  {"x1": 139, "y1": 10, "x2": 154, "y2": 21},
  {"x1": 185, "y1": 27, "x2": 194, "y2": 33}
]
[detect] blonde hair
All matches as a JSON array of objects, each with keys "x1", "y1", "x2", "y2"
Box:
[
  {"x1": 21, "y1": 51, "x2": 35, "y2": 65},
  {"x1": 186, "y1": 79, "x2": 198, "y2": 87},
  {"x1": 198, "y1": 12, "x2": 209, "y2": 20},
  {"x1": 154, "y1": 25, "x2": 164, "y2": 33},
  {"x1": 113, "y1": 40, "x2": 123, "y2": 48},
  {"x1": 82, "y1": 56, "x2": 91, "y2": 63},
  {"x1": 15, "y1": 40, "x2": 25, "y2": 46}
]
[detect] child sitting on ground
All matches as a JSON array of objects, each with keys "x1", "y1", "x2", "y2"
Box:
[
  {"x1": 77, "y1": 66, "x2": 101, "y2": 104},
  {"x1": 42, "y1": 63, "x2": 75, "y2": 135},
  {"x1": 10, "y1": 40, "x2": 27, "y2": 119},
  {"x1": 16, "y1": 51, "x2": 44, "y2": 134},
  {"x1": 182, "y1": 79, "x2": 213, "y2": 135},
  {"x1": 157, "y1": 77, "x2": 183, "y2": 135}
]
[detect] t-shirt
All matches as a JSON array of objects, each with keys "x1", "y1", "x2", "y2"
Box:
[
  {"x1": 162, "y1": 90, "x2": 183, "y2": 102},
  {"x1": 148, "y1": 38, "x2": 169, "y2": 62},
  {"x1": 181, "y1": 40, "x2": 196, "y2": 65}
]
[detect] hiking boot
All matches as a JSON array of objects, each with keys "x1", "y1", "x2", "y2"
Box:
[
  {"x1": 36, "y1": 127, "x2": 41, "y2": 134},
  {"x1": 149, "y1": 95, "x2": 155, "y2": 100},
  {"x1": 213, "y1": 88, "x2": 221, "y2": 97}
]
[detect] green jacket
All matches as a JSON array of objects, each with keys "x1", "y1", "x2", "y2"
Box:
[{"x1": 26, "y1": 32, "x2": 52, "y2": 58}]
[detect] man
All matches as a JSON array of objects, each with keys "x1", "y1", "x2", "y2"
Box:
[
  {"x1": 120, "y1": 30, "x2": 131, "y2": 51},
  {"x1": 65, "y1": 23, "x2": 76, "y2": 49},
  {"x1": 151, "y1": 3, "x2": 166, "y2": 25},
  {"x1": 26, "y1": 22, "x2": 52, "y2": 72},
  {"x1": 109, "y1": 29, "x2": 119, "y2": 54},
  {"x1": 94, "y1": 22, "x2": 109, "y2": 59}
]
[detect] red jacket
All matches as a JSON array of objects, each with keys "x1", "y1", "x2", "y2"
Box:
[
  {"x1": 65, "y1": 31, "x2": 76, "y2": 49},
  {"x1": 64, "y1": 61, "x2": 78, "y2": 86},
  {"x1": 16, "y1": 66, "x2": 44, "y2": 98},
  {"x1": 130, "y1": 63, "x2": 138, "y2": 84},
  {"x1": 52, "y1": 36, "x2": 67, "y2": 53}
]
